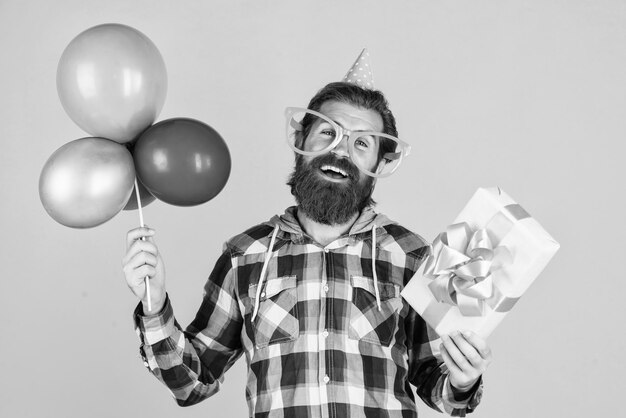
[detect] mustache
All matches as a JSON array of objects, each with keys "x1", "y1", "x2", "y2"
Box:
[{"x1": 309, "y1": 153, "x2": 359, "y2": 180}]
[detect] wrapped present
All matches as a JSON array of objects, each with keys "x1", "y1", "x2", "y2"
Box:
[{"x1": 401, "y1": 187, "x2": 560, "y2": 338}]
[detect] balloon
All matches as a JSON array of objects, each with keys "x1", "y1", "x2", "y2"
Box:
[
  {"x1": 134, "y1": 118, "x2": 231, "y2": 206},
  {"x1": 123, "y1": 177, "x2": 156, "y2": 211},
  {"x1": 57, "y1": 24, "x2": 167, "y2": 143},
  {"x1": 39, "y1": 137, "x2": 135, "y2": 228}
]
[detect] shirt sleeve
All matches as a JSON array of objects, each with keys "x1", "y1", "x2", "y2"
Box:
[
  {"x1": 133, "y1": 250, "x2": 244, "y2": 406},
  {"x1": 404, "y1": 252, "x2": 483, "y2": 416}
]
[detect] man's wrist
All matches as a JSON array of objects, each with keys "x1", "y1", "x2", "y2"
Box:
[
  {"x1": 451, "y1": 377, "x2": 480, "y2": 392},
  {"x1": 142, "y1": 296, "x2": 166, "y2": 316},
  {"x1": 449, "y1": 376, "x2": 482, "y2": 401}
]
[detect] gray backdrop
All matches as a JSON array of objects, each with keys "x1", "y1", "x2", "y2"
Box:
[{"x1": 1, "y1": 1, "x2": 623, "y2": 417}]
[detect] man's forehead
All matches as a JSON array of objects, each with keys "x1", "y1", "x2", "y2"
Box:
[{"x1": 318, "y1": 100, "x2": 384, "y2": 132}]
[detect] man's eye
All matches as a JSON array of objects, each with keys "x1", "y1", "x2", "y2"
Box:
[
  {"x1": 321, "y1": 129, "x2": 336, "y2": 137},
  {"x1": 355, "y1": 139, "x2": 369, "y2": 148}
]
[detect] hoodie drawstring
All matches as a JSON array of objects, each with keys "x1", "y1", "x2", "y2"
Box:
[
  {"x1": 251, "y1": 225, "x2": 280, "y2": 322},
  {"x1": 372, "y1": 224, "x2": 382, "y2": 311}
]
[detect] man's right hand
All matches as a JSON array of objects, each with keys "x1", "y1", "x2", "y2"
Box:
[{"x1": 122, "y1": 227, "x2": 166, "y2": 315}]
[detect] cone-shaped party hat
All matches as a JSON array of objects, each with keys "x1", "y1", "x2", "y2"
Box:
[{"x1": 342, "y1": 48, "x2": 374, "y2": 89}]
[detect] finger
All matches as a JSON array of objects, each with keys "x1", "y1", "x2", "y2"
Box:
[
  {"x1": 440, "y1": 344, "x2": 463, "y2": 375},
  {"x1": 122, "y1": 240, "x2": 159, "y2": 266},
  {"x1": 126, "y1": 251, "x2": 157, "y2": 270},
  {"x1": 441, "y1": 333, "x2": 474, "y2": 372},
  {"x1": 126, "y1": 227, "x2": 155, "y2": 249},
  {"x1": 123, "y1": 253, "x2": 149, "y2": 283},
  {"x1": 450, "y1": 331, "x2": 484, "y2": 369},
  {"x1": 461, "y1": 330, "x2": 492, "y2": 360},
  {"x1": 142, "y1": 234, "x2": 158, "y2": 246},
  {"x1": 127, "y1": 265, "x2": 156, "y2": 287}
]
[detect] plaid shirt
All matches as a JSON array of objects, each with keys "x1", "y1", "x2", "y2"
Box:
[{"x1": 134, "y1": 206, "x2": 483, "y2": 417}]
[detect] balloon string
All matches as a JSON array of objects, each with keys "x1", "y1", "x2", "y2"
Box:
[{"x1": 134, "y1": 178, "x2": 151, "y2": 312}]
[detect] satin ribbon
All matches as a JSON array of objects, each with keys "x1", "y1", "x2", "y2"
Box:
[{"x1": 423, "y1": 222, "x2": 513, "y2": 316}]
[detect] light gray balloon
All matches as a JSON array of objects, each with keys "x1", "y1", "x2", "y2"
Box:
[
  {"x1": 57, "y1": 24, "x2": 167, "y2": 143},
  {"x1": 39, "y1": 137, "x2": 135, "y2": 228}
]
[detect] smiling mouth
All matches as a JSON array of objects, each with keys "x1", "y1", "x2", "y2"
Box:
[{"x1": 319, "y1": 165, "x2": 350, "y2": 181}]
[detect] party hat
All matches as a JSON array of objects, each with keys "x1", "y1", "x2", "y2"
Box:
[{"x1": 342, "y1": 48, "x2": 375, "y2": 89}]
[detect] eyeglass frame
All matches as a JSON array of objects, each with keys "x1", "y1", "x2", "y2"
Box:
[{"x1": 284, "y1": 107, "x2": 412, "y2": 178}]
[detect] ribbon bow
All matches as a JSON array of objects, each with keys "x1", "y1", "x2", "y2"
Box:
[{"x1": 423, "y1": 222, "x2": 512, "y2": 316}]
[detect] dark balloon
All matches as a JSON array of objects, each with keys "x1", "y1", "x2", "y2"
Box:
[
  {"x1": 133, "y1": 118, "x2": 231, "y2": 206},
  {"x1": 123, "y1": 177, "x2": 156, "y2": 211}
]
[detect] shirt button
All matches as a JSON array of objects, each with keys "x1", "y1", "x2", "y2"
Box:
[
  {"x1": 260, "y1": 292, "x2": 266, "y2": 298},
  {"x1": 324, "y1": 248, "x2": 329, "y2": 253},
  {"x1": 322, "y1": 330, "x2": 329, "y2": 338},
  {"x1": 323, "y1": 285, "x2": 329, "y2": 293},
  {"x1": 323, "y1": 375, "x2": 330, "y2": 384}
]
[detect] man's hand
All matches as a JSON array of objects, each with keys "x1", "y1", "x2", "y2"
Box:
[
  {"x1": 122, "y1": 227, "x2": 167, "y2": 314},
  {"x1": 440, "y1": 330, "x2": 493, "y2": 391}
]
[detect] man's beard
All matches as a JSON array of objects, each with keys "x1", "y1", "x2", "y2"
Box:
[{"x1": 287, "y1": 153, "x2": 375, "y2": 225}]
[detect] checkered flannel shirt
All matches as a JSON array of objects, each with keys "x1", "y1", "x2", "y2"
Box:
[{"x1": 134, "y1": 206, "x2": 483, "y2": 417}]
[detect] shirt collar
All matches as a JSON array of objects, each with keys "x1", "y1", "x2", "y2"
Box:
[{"x1": 267, "y1": 206, "x2": 394, "y2": 245}]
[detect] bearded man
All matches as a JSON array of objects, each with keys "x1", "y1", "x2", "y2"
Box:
[{"x1": 122, "y1": 51, "x2": 492, "y2": 417}]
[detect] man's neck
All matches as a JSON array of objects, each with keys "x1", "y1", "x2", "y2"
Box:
[{"x1": 296, "y1": 208, "x2": 359, "y2": 247}]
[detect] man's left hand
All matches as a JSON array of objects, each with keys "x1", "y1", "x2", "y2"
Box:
[{"x1": 440, "y1": 330, "x2": 493, "y2": 391}]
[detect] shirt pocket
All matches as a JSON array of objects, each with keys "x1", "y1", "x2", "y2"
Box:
[
  {"x1": 348, "y1": 275, "x2": 403, "y2": 347},
  {"x1": 248, "y1": 275, "x2": 299, "y2": 349}
]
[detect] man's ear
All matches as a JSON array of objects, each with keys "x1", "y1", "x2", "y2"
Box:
[
  {"x1": 375, "y1": 158, "x2": 386, "y2": 175},
  {"x1": 295, "y1": 131, "x2": 305, "y2": 149}
]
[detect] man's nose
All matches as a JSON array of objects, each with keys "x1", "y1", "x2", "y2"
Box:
[{"x1": 330, "y1": 134, "x2": 350, "y2": 158}]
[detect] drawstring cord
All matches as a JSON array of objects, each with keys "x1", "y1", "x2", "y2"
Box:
[
  {"x1": 251, "y1": 225, "x2": 280, "y2": 322},
  {"x1": 372, "y1": 224, "x2": 382, "y2": 311}
]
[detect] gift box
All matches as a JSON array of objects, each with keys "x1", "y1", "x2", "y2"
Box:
[{"x1": 401, "y1": 187, "x2": 560, "y2": 338}]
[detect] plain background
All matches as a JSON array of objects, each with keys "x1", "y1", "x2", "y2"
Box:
[{"x1": 1, "y1": 1, "x2": 623, "y2": 417}]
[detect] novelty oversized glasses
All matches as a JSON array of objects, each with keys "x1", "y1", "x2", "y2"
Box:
[{"x1": 285, "y1": 107, "x2": 411, "y2": 178}]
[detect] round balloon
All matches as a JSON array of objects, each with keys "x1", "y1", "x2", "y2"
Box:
[
  {"x1": 57, "y1": 24, "x2": 167, "y2": 143},
  {"x1": 134, "y1": 118, "x2": 231, "y2": 206},
  {"x1": 123, "y1": 177, "x2": 156, "y2": 211},
  {"x1": 39, "y1": 137, "x2": 135, "y2": 228}
]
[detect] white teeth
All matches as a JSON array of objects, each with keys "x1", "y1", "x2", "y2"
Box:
[{"x1": 321, "y1": 165, "x2": 348, "y2": 177}]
